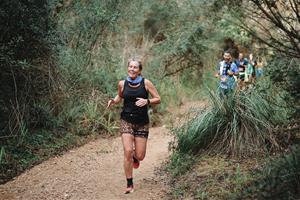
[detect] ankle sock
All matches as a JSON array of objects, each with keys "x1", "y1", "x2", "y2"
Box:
[{"x1": 127, "y1": 178, "x2": 133, "y2": 187}]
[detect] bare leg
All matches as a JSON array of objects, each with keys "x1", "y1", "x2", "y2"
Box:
[
  {"x1": 134, "y1": 137, "x2": 147, "y2": 161},
  {"x1": 121, "y1": 133, "x2": 134, "y2": 179}
]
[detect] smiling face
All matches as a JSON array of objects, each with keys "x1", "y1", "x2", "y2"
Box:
[
  {"x1": 127, "y1": 60, "x2": 141, "y2": 80},
  {"x1": 223, "y1": 52, "x2": 231, "y2": 62}
]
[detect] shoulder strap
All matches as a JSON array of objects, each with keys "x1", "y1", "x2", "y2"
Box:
[
  {"x1": 141, "y1": 78, "x2": 145, "y2": 86},
  {"x1": 124, "y1": 79, "x2": 129, "y2": 86},
  {"x1": 123, "y1": 79, "x2": 128, "y2": 94}
]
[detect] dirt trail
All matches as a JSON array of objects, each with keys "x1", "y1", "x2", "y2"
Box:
[{"x1": 0, "y1": 101, "x2": 206, "y2": 200}]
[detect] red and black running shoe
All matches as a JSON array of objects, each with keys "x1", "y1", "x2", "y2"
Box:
[{"x1": 133, "y1": 156, "x2": 140, "y2": 169}]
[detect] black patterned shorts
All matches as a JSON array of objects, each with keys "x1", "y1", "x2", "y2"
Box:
[{"x1": 120, "y1": 119, "x2": 149, "y2": 138}]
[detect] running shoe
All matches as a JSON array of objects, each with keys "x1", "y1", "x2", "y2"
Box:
[
  {"x1": 124, "y1": 185, "x2": 134, "y2": 194},
  {"x1": 133, "y1": 156, "x2": 140, "y2": 169}
]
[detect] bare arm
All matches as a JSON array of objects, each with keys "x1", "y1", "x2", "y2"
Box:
[
  {"x1": 107, "y1": 80, "x2": 124, "y2": 108},
  {"x1": 145, "y1": 79, "x2": 161, "y2": 105}
]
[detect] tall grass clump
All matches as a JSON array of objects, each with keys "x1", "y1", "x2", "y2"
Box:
[
  {"x1": 174, "y1": 85, "x2": 289, "y2": 157},
  {"x1": 234, "y1": 146, "x2": 300, "y2": 199}
]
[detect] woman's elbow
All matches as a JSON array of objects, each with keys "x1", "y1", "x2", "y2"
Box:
[{"x1": 156, "y1": 96, "x2": 161, "y2": 104}]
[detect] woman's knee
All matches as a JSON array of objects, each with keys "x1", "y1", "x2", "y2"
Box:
[{"x1": 135, "y1": 152, "x2": 145, "y2": 161}]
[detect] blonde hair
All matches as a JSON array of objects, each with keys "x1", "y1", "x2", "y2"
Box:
[{"x1": 127, "y1": 58, "x2": 143, "y2": 70}]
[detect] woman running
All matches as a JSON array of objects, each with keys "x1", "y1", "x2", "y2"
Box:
[{"x1": 107, "y1": 58, "x2": 161, "y2": 194}]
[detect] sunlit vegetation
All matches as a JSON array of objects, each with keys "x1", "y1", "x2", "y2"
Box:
[{"x1": 1, "y1": 0, "x2": 300, "y2": 199}]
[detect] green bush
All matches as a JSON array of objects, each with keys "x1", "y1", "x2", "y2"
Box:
[
  {"x1": 174, "y1": 84, "x2": 289, "y2": 157},
  {"x1": 266, "y1": 57, "x2": 300, "y2": 119},
  {"x1": 166, "y1": 152, "x2": 195, "y2": 177},
  {"x1": 234, "y1": 146, "x2": 300, "y2": 200},
  {"x1": 0, "y1": 0, "x2": 57, "y2": 137}
]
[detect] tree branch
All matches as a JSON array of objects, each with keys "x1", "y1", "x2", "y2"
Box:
[{"x1": 163, "y1": 63, "x2": 198, "y2": 77}]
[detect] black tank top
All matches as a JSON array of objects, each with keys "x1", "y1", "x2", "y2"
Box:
[{"x1": 121, "y1": 78, "x2": 149, "y2": 125}]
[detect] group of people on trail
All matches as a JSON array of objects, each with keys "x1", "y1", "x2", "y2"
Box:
[
  {"x1": 106, "y1": 51, "x2": 263, "y2": 195},
  {"x1": 215, "y1": 50, "x2": 264, "y2": 96},
  {"x1": 107, "y1": 58, "x2": 161, "y2": 194}
]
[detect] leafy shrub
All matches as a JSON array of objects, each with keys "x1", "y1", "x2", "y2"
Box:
[
  {"x1": 234, "y1": 146, "x2": 300, "y2": 200},
  {"x1": 0, "y1": 0, "x2": 57, "y2": 137},
  {"x1": 174, "y1": 85, "x2": 289, "y2": 157},
  {"x1": 266, "y1": 57, "x2": 300, "y2": 119},
  {"x1": 166, "y1": 152, "x2": 195, "y2": 177}
]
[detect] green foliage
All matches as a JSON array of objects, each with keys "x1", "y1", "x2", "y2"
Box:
[
  {"x1": 0, "y1": 0, "x2": 125, "y2": 183},
  {"x1": 0, "y1": 0, "x2": 63, "y2": 183},
  {"x1": 0, "y1": 0, "x2": 57, "y2": 136},
  {"x1": 166, "y1": 152, "x2": 195, "y2": 177},
  {"x1": 0, "y1": 0, "x2": 53, "y2": 65},
  {"x1": 174, "y1": 84, "x2": 289, "y2": 157},
  {"x1": 144, "y1": 1, "x2": 178, "y2": 39},
  {"x1": 55, "y1": 0, "x2": 123, "y2": 95},
  {"x1": 155, "y1": 24, "x2": 207, "y2": 78},
  {"x1": 0, "y1": 147, "x2": 5, "y2": 164},
  {"x1": 0, "y1": 130, "x2": 85, "y2": 183},
  {"x1": 216, "y1": 13, "x2": 251, "y2": 46},
  {"x1": 167, "y1": 154, "x2": 257, "y2": 200},
  {"x1": 234, "y1": 146, "x2": 300, "y2": 199},
  {"x1": 266, "y1": 57, "x2": 300, "y2": 118}
]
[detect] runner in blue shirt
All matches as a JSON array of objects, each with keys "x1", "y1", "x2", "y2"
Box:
[
  {"x1": 215, "y1": 51, "x2": 239, "y2": 97},
  {"x1": 235, "y1": 52, "x2": 248, "y2": 82}
]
